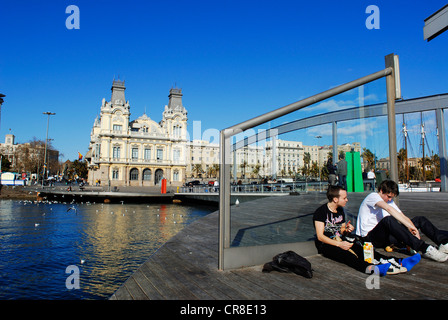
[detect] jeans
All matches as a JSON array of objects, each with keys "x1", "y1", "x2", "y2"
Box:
[
  {"x1": 338, "y1": 175, "x2": 347, "y2": 190},
  {"x1": 364, "y1": 216, "x2": 448, "y2": 253},
  {"x1": 317, "y1": 241, "x2": 389, "y2": 273},
  {"x1": 328, "y1": 174, "x2": 337, "y2": 186}
]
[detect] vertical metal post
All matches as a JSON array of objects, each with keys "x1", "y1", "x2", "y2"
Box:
[
  {"x1": 332, "y1": 121, "x2": 338, "y2": 164},
  {"x1": 233, "y1": 148, "x2": 237, "y2": 181},
  {"x1": 42, "y1": 112, "x2": 56, "y2": 187},
  {"x1": 385, "y1": 54, "x2": 399, "y2": 185},
  {"x1": 272, "y1": 135, "x2": 277, "y2": 179},
  {"x1": 436, "y1": 108, "x2": 448, "y2": 192},
  {"x1": 219, "y1": 130, "x2": 232, "y2": 270}
]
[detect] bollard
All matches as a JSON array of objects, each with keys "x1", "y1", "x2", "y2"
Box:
[{"x1": 161, "y1": 179, "x2": 167, "y2": 194}]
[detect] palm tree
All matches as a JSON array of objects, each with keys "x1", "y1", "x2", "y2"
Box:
[
  {"x1": 310, "y1": 161, "x2": 319, "y2": 178},
  {"x1": 397, "y1": 148, "x2": 408, "y2": 182},
  {"x1": 240, "y1": 160, "x2": 248, "y2": 178},
  {"x1": 361, "y1": 148, "x2": 376, "y2": 170},
  {"x1": 192, "y1": 164, "x2": 203, "y2": 178},
  {"x1": 252, "y1": 164, "x2": 260, "y2": 178},
  {"x1": 431, "y1": 154, "x2": 440, "y2": 179},
  {"x1": 212, "y1": 164, "x2": 220, "y2": 178},
  {"x1": 303, "y1": 152, "x2": 311, "y2": 176}
]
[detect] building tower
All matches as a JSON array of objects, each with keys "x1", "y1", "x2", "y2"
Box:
[{"x1": 161, "y1": 88, "x2": 188, "y2": 139}]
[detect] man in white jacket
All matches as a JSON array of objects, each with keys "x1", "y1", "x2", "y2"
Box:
[{"x1": 356, "y1": 180, "x2": 448, "y2": 262}]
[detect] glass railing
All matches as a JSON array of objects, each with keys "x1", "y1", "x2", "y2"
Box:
[{"x1": 218, "y1": 54, "x2": 448, "y2": 270}]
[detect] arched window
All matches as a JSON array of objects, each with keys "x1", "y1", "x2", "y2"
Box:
[
  {"x1": 130, "y1": 168, "x2": 139, "y2": 181},
  {"x1": 143, "y1": 169, "x2": 152, "y2": 181},
  {"x1": 112, "y1": 168, "x2": 119, "y2": 180},
  {"x1": 173, "y1": 125, "x2": 181, "y2": 137},
  {"x1": 155, "y1": 169, "x2": 164, "y2": 185}
]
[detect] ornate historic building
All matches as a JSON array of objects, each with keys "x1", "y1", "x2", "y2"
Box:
[{"x1": 86, "y1": 80, "x2": 188, "y2": 187}]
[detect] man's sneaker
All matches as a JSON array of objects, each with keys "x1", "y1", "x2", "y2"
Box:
[
  {"x1": 438, "y1": 243, "x2": 448, "y2": 255},
  {"x1": 423, "y1": 245, "x2": 448, "y2": 262},
  {"x1": 380, "y1": 258, "x2": 407, "y2": 274},
  {"x1": 387, "y1": 258, "x2": 407, "y2": 273}
]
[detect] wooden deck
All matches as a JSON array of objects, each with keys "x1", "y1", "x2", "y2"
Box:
[{"x1": 111, "y1": 192, "x2": 448, "y2": 300}]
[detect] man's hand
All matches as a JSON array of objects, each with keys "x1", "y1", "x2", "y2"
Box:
[
  {"x1": 409, "y1": 226, "x2": 421, "y2": 239},
  {"x1": 342, "y1": 220, "x2": 354, "y2": 234},
  {"x1": 345, "y1": 220, "x2": 354, "y2": 233},
  {"x1": 338, "y1": 241, "x2": 354, "y2": 251}
]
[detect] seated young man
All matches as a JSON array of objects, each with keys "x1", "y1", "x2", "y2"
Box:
[
  {"x1": 313, "y1": 185, "x2": 420, "y2": 276},
  {"x1": 356, "y1": 180, "x2": 448, "y2": 262}
]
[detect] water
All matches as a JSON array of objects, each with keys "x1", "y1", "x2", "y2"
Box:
[{"x1": 0, "y1": 199, "x2": 216, "y2": 300}]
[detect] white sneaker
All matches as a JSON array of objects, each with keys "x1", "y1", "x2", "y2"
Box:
[
  {"x1": 438, "y1": 243, "x2": 448, "y2": 254},
  {"x1": 423, "y1": 245, "x2": 448, "y2": 262},
  {"x1": 380, "y1": 258, "x2": 407, "y2": 274}
]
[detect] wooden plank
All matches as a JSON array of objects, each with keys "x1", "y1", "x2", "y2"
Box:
[
  {"x1": 123, "y1": 276, "x2": 148, "y2": 300},
  {"x1": 111, "y1": 284, "x2": 133, "y2": 300},
  {"x1": 222, "y1": 270, "x2": 284, "y2": 299},
  {"x1": 131, "y1": 268, "x2": 165, "y2": 300},
  {"x1": 113, "y1": 192, "x2": 448, "y2": 300},
  {"x1": 138, "y1": 262, "x2": 180, "y2": 299},
  {"x1": 155, "y1": 244, "x2": 240, "y2": 299},
  {"x1": 228, "y1": 267, "x2": 304, "y2": 299}
]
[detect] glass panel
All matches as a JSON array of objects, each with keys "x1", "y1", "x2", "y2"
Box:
[{"x1": 228, "y1": 79, "x2": 388, "y2": 248}]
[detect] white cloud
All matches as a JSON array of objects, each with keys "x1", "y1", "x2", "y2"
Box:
[{"x1": 307, "y1": 118, "x2": 383, "y2": 141}]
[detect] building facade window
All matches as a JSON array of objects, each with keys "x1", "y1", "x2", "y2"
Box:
[
  {"x1": 113, "y1": 146, "x2": 121, "y2": 159},
  {"x1": 173, "y1": 149, "x2": 180, "y2": 162},
  {"x1": 112, "y1": 169, "x2": 119, "y2": 180},
  {"x1": 156, "y1": 148, "x2": 163, "y2": 161},
  {"x1": 95, "y1": 143, "x2": 101, "y2": 159},
  {"x1": 173, "y1": 169, "x2": 179, "y2": 181},
  {"x1": 132, "y1": 147, "x2": 138, "y2": 160},
  {"x1": 113, "y1": 124, "x2": 122, "y2": 132},
  {"x1": 173, "y1": 125, "x2": 181, "y2": 137},
  {"x1": 143, "y1": 168, "x2": 152, "y2": 181},
  {"x1": 130, "y1": 168, "x2": 139, "y2": 180},
  {"x1": 144, "y1": 148, "x2": 151, "y2": 160}
]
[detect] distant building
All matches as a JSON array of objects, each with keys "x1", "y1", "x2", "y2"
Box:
[
  {"x1": 0, "y1": 134, "x2": 59, "y2": 176},
  {"x1": 265, "y1": 139, "x2": 304, "y2": 178},
  {"x1": 86, "y1": 80, "x2": 188, "y2": 187},
  {"x1": 85, "y1": 80, "x2": 367, "y2": 186},
  {"x1": 263, "y1": 139, "x2": 360, "y2": 179},
  {"x1": 186, "y1": 140, "x2": 219, "y2": 179}
]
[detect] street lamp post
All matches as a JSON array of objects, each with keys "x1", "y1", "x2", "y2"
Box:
[
  {"x1": 42, "y1": 112, "x2": 56, "y2": 187},
  {"x1": 0, "y1": 93, "x2": 5, "y2": 131}
]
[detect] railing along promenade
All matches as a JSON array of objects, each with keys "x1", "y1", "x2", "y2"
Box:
[{"x1": 178, "y1": 181, "x2": 325, "y2": 194}]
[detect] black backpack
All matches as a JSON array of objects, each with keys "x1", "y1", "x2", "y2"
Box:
[{"x1": 262, "y1": 250, "x2": 313, "y2": 278}]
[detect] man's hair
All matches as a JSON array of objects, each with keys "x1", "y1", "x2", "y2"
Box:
[
  {"x1": 378, "y1": 179, "x2": 399, "y2": 196},
  {"x1": 327, "y1": 185, "x2": 344, "y2": 202}
]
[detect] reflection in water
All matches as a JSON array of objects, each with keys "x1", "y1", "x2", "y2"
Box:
[{"x1": 0, "y1": 199, "x2": 216, "y2": 299}]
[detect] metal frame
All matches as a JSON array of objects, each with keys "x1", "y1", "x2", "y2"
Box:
[
  {"x1": 424, "y1": 4, "x2": 448, "y2": 41},
  {"x1": 232, "y1": 93, "x2": 448, "y2": 149},
  {"x1": 219, "y1": 55, "x2": 399, "y2": 270}
]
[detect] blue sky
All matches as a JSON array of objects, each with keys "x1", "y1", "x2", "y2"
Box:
[{"x1": 1, "y1": 0, "x2": 447, "y2": 162}]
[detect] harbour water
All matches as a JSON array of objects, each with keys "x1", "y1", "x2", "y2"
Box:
[{"x1": 0, "y1": 199, "x2": 216, "y2": 300}]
